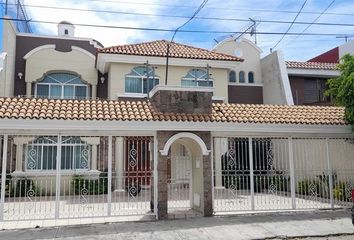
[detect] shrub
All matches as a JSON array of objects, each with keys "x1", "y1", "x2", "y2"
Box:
[
  {"x1": 71, "y1": 173, "x2": 108, "y2": 195},
  {"x1": 10, "y1": 178, "x2": 40, "y2": 197}
]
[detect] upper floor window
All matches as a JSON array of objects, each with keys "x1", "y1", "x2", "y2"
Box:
[
  {"x1": 229, "y1": 70, "x2": 236, "y2": 83},
  {"x1": 64, "y1": 29, "x2": 69, "y2": 35},
  {"x1": 239, "y1": 71, "x2": 245, "y2": 83},
  {"x1": 248, "y1": 72, "x2": 254, "y2": 83},
  {"x1": 25, "y1": 136, "x2": 90, "y2": 171},
  {"x1": 35, "y1": 72, "x2": 89, "y2": 99},
  {"x1": 181, "y1": 69, "x2": 213, "y2": 87},
  {"x1": 125, "y1": 66, "x2": 159, "y2": 94}
]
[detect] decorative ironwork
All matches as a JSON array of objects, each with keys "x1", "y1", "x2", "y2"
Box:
[
  {"x1": 80, "y1": 147, "x2": 89, "y2": 169},
  {"x1": 345, "y1": 182, "x2": 352, "y2": 202},
  {"x1": 26, "y1": 185, "x2": 35, "y2": 210},
  {"x1": 128, "y1": 184, "x2": 139, "y2": 199},
  {"x1": 27, "y1": 148, "x2": 38, "y2": 169},
  {"x1": 226, "y1": 148, "x2": 236, "y2": 167},
  {"x1": 128, "y1": 143, "x2": 137, "y2": 168},
  {"x1": 80, "y1": 183, "x2": 88, "y2": 204},
  {"x1": 309, "y1": 182, "x2": 318, "y2": 201}
]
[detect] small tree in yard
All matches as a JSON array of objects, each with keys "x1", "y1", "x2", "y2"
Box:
[{"x1": 326, "y1": 54, "x2": 354, "y2": 129}]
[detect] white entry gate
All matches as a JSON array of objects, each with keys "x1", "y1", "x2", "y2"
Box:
[
  {"x1": 213, "y1": 137, "x2": 354, "y2": 213},
  {"x1": 168, "y1": 143, "x2": 192, "y2": 210},
  {"x1": 0, "y1": 135, "x2": 155, "y2": 221}
]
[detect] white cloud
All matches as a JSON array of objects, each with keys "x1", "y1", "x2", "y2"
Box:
[{"x1": 22, "y1": 0, "x2": 354, "y2": 60}]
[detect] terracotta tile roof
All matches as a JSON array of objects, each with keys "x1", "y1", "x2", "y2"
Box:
[
  {"x1": 286, "y1": 61, "x2": 338, "y2": 70},
  {"x1": 0, "y1": 97, "x2": 346, "y2": 126},
  {"x1": 98, "y1": 40, "x2": 243, "y2": 62}
]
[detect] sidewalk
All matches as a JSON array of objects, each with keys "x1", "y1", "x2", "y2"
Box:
[{"x1": 0, "y1": 209, "x2": 353, "y2": 240}]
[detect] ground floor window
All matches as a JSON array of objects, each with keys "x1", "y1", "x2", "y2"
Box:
[{"x1": 25, "y1": 136, "x2": 90, "y2": 171}]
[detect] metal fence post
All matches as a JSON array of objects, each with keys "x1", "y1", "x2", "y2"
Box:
[
  {"x1": 248, "y1": 137, "x2": 255, "y2": 211},
  {"x1": 55, "y1": 134, "x2": 62, "y2": 219},
  {"x1": 326, "y1": 138, "x2": 334, "y2": 208},
  {"x1": 210, "y1": 136, "x2": 215, "y2": 213},
  {"x1": 107, "y1": 135, "x2": 112, "y2": 217},
  {"x1": 153, "y1": 136, "x2": 158, "y2": 220},
  {"x1": 0, "y1": 135, "x2": 8, "y2": 221},
  {"x1": 288, "y1": 137, "x2": 296, "y2": 209}
]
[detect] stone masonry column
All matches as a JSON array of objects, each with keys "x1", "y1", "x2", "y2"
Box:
[
  {"x1": 197, "y1": 132, "x2": 213, "y2": 217},
  {"x1": 156, "y1": 131, "x2": 172, "y2": 220}
]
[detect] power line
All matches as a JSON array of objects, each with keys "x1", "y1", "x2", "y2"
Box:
[
  {"x1": 165, "y1": 0, "x2": 209, "y2": 84},
  {"x1": 53, "y1": 0, "x2": 354, "y2": 17},
  {"x1": 3, "y1": 17, "x2": 354, "y2": 36},
  {"x1": 271, "y1": 0, "x2": 308, "y2": 51},
  {"x1": 280, "y1": 0, "x2": 336, "y2": 49},
  {"x1": 8, "y1": 3, "x2": 354, "y2": 27}
]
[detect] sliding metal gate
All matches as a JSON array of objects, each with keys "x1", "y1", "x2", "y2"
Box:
[
  {"x1": 213, "y1": 137, "x2": 354, "y2": 213},
  {"x1": 0, "y1": 135, "x2": 155, "y2": 221}
]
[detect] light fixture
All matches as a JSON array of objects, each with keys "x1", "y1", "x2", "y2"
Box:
[
  {"x1": 100, "y1": 76, "x2": 105, "y2": 84},
  {"x1": 17, "y1": 72, "x2": 23, "y2": 79}
]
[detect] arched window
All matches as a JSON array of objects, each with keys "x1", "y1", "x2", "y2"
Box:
[
  {"x1": 35, "y1": 72, "x2": 89, "y2": 99},
  {"x1": 229, "y1": 70, "x2": 236, "y2": 83},
  {"x1": 125, "y1": 66, "x2": 159, "y2": 94},
  {"x1": 248, "y1": 71, "x2": 254, "y2": 83},
  {"x1": 26, "y1": 137, "x2": 90, "y2": 171},
  {"x1": 181, "y1": 69, "x2": 213, "y2": 87},
  {"x1": 239, "y1": 71, "x2": 245, "y2": 83},
  {"x1": 64, "y1": 29, "x2": 69, "y2": 35}
]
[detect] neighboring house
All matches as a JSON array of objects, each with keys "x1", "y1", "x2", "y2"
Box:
[
  {"x1": 309, "y1": 39, "x2": 354, "y2": 63},
  {"x1": 0, "y1": 19, "x2": 105, "y2": 99},
  {"x1": 286, "y1": 61, "x2": 339, "y2": 105}
]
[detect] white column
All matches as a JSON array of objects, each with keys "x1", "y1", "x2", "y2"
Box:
[
  {"x1": 81, "y1": 137, "x2": 100, "y2": 171},
  {"x1": 288, "y1": 137, "x2": 296, "y2": 210},
  {"x1": 326, "y1": 138, "x2": 334, "y2": 209},
  {"x1": 92, "y1": 84, "x2": 97, "y2": 99},
  {"x1": 115, "y1": 137, "x2": 124, "y2": 191},
  {"x1": 13, "y1": 137, "x2": 36, "y2": 172},
  {"x1": 26, "y1": 82, "x2": 32, "y2": 97},
  {"x1": 0, "y1": 135, "x2": 8, "y2": 221},
  {"x1": 248, "y1": 137, "x2": 255, "y2": 211},
  {"x1": 214, "y1": 138, "x2": 228, "y2": 188},
  {"x1": 107, "y1": 136, "x2": 112, "y2": 216}
]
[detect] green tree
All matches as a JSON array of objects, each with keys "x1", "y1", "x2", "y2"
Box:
[{"x1": 326, "y1": 54, "x2": 354, "y2": 128}]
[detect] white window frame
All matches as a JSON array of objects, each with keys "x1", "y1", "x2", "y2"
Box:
[
  {"x1": 228, "y1": 70, "x2": 237, "y2": 83},
  {"x1": 35, "y1": 73, "x2": 89, "y2": 99},
  {"x1": 125, "y1": 66, "x2": 160, "y2": 94},
  {"x1": 181, "y1": 69, "x2": 213, "y2": 87},
  {"x1": 25, "y1": 137, "x2": 91, "y2": 172},
  {"x1": 248, "y1": 71, "x2": 255, "y2": 84}
]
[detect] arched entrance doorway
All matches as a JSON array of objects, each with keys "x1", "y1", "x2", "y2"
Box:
[{"x1": 159, "y1": 132, "x2": 211, "y2": 218}]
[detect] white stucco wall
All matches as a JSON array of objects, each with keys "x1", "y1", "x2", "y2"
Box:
[
  {"x1": 261, "y1": 51, "x2": 294, "y2": 105},
  {"x1": 213, "y1": 38, "x2": 263, "y2": 85},
  {"x1": 25, "y1": 46, "x2": 97, "y2": 96},
  {"x1": 0, "y1": 19, "x2": 17, "y2": 97},
  {"x1": 108, "y1": 62, "x2": 228, "y2": 101},
  {"x1": 339, "y1": 40, "x2": 354, "y2": 59}
]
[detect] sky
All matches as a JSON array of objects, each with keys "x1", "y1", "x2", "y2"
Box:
[{"x1": 4, "y1": 0, "x2": 354, "y2": 61}]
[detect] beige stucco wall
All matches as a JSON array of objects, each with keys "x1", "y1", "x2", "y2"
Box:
[
  {"x1": 213, "y1": 38, "x2": 263, "y2": 84},
  {"x1": 0, "y1": 19, "x2": 17, "y2": 97},
  {"x1": 108, "y1": 62, "x2": 228, "y2": 101},
  {"x1": 25, "y1": 47, "x2": 97, "y2": 95},
  {"x1": 261, "y1": 51, "x2": 294, "y2": 105}
]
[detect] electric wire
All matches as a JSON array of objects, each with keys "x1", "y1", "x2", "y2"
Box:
[
  {"x1": 272, "y1": 0, "x2": 308, "y2": 50},
  {"x1": 6, "y1": 3, "x2": 354, "y2": 27}
]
